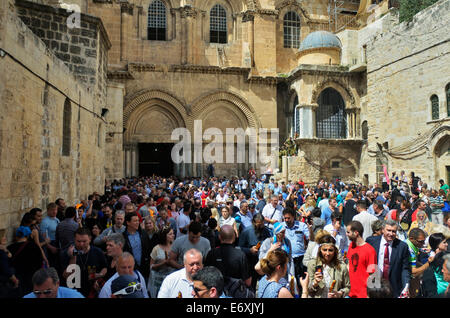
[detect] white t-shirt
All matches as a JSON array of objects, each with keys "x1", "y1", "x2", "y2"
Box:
[
  {"x1": 176, "y1": 213, "x2": 191, "y2": 238},
  {"x1": 261, "y1": 204, "x2": 284, "y2": 229},
  {"x1": 216, "y1": 193, "x2": 228, "y2": 204},
  {"x1": 157, "y1": 268, "x2": 193, "y2": 298},
  {"x1": 352, "y1": 211, "x2": 378, "y2": 241},
  {"x1": 219, "y1": 216, "x2": 236, "y2": 228}
]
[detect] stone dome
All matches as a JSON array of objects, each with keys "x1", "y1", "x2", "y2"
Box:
[{"x1": 299, "y1": 31, "x2": 342, "y2": 52}]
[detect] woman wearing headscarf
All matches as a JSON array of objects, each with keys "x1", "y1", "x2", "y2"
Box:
[
  {"x1": 306, "y1": 235, "x2": 350, "y2": 298},
  {"x1": 255, "y1": 222, "x2": 296, "y2": 294}
]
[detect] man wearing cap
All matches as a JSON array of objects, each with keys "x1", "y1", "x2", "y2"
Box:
[
  {"x1": 158, "y1": 249, "x2": 203, "y2": 298},
  {"x1": 99, "y1": 252, "x2": 148, "y2": 298},
  {"x1": 111, "y1": 274, "x2": 145, "y2": 298}
]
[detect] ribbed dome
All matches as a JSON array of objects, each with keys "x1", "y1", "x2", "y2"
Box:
[{"x1": 299, "y1": 31, "x2": 342, "y2": 52}]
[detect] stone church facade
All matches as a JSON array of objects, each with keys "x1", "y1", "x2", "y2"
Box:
[{"x1": 0, "y1": 0, "x2": 449, "y2": 235}]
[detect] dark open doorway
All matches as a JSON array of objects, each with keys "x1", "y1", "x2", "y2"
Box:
[{"x1": 138, "y1": 143, "x2": 174, "y2": 177}]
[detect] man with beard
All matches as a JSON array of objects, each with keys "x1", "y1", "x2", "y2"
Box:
[
  {"x1": 346, "y1": 221, "x2": 377, "y2": 298},
  {"x1": 238, "y1": 213, "x2": 271, "y2": 289}
]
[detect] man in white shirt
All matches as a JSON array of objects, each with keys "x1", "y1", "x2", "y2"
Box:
[
  {"x1": 261, "y1": 195, "x2": 284, "y2": 232},
  {"x1": 324, "y1": 212, "x2": 348, "y2": 253},
  {"x1": 158, "y1": 248, "x2": 203, "y2": 298},
  {"x1": 352, "y1": 200, "x2": 378, "y2": 241},
  {"x1": 215, "y1": 189, "x2": 228, "y2": 207},
  {"x1": 99, "y1": 252, "x2": 148, "y2": 298}
]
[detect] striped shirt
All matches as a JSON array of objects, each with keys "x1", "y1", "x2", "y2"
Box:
[{"x1": 428, "y1": 196, "x2": 444, "y2": 213}]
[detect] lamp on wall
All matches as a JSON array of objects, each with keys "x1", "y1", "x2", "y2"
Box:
[
  {"x1": 101, "y1": 108, "x2": 109, "y2": 117},
  {"x1": 108, "y1": 127, "x2": 126, "y2": 137}
]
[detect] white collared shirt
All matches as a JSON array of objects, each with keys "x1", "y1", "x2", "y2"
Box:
[
  {"x1": 157, "y1": 268, "x2": 193, "y2": 298},
  {"x1": 378, "y1": 236, "x2": 393, "y2": 275}
]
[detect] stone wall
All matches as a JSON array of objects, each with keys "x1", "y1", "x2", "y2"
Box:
[
  {"x1": 0, "y1": 0, "x2": 106, "y2": 241},
  {"x1": 361, "y1": 0, "x2": 450, "y2": 188},
  {"x1": 15, "y1": 0, "x2": 111, "y2": 110}
]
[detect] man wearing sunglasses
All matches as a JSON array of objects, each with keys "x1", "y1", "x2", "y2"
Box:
[
  {"x1": 110, "y1": 275, "x2": 144, "y2": 298},
  {"x1": 191, "y1": 266, "x2": 225, "y2": 298},
  {"x1": 24, "y1": 267, "x2": 84, "y2": 298}
]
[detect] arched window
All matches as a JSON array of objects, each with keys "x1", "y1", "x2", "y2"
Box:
[
  {"x1": 316, "y1": 88, "x2": 346, "y2": 139},
  {"x1": 62, "y1": 98, "x2": 71, "y2": 156},
  {"x1": 283, "y1": 11, "x2": 301, "y2": 48},
  {"x1": 446, "y1": 84, "x2": 450, "y2": 117},
  {"x1": 362, "y1": 120, "x2": 368, "y2": 140},
  {"x1": 210, "y1": 4, "x2": 227, "y2": 44},
  {"x1": 148, "y1": 0, "x2": 166, "y2": 41},
  {"x1": 431, "y1": 94, "x2": 439, "y2": 120}
]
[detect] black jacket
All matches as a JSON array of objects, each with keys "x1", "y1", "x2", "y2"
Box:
[{"x1": 123, "y1": 228, "x2": 152, "y2": 280}]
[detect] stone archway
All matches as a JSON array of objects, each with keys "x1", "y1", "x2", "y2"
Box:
[
  {"x1": 191, "y1": 91, "x2": 260, "y2": 177},
  {"x1": 430, "y1": 127, "x2": 450, "y2": 187},
  {"x1": 123, "y1": 90, "x2": 188, "y2": 177}
]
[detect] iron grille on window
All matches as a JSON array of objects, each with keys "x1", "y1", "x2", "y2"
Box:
[
  {"x1": 431, "y1": 95, "x2": 439, "y2": 120},
  {"x1": 316, "y1": 88, "x2": 346, "y2": 139},
  {"x1": 283, "y1": 11, "x2": 300, "y2": 48},
  {"x1": 210, "y1": 4, "x2": 227, "y2": 44},
  {"x1": 148, "y1": 0, "x2": 166, "y2": 41}
]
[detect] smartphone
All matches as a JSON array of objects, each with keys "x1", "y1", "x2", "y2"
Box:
[{"x1": 315, "y1": 265, "x2": 323, "y2": 273}]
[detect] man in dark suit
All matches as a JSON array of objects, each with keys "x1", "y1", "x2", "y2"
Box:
[
  {"x1": 122, "y1": 212, "x2": 152, "y2": 283},
  {"x1": 366, "y1": 219, "x2": 411, "y2": 297}
]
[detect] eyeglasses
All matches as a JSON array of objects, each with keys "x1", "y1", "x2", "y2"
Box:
[
  {"x1": 33, "y1": 289, "x2": 53, "y2": 296},
  {"x1": 193, "y1": 286, "x2": 210, "y2": 297},
  {"x1": 113, "y1": 282, "x2": 142, "y2": 296}
]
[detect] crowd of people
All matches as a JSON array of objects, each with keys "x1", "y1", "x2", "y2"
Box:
[{"x1": 1, "y1": 171, "x2": 450, "y2": 298}]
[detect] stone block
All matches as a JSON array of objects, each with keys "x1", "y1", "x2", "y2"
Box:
[
  {"x1": 55, "y1": 32, "x2": 62, "y2": 40},
  {"x1": 31, "y1": 18, "x2": 40, "y2": 28},
  {"x1": 41, "y1": 20, "x2": 50, "y2": 29},
  {"x1": 51, "y1": 40, "x2": 59, "y2": 51},
  {"x1": 47, "y1": 30, "x2": 54, "y2": 39},
  {"x1": 60, "y1": 42, "x2": 68, "y2": 52},
  {"x1": 85, "y1": 49, "x2": 97, "y2": 58},
  {"x1": 79, "y1": 37, "x2": 90, "y2": 47},
  {"x1": 70, "y1": 45, "x2": 81, "y2": 54},
  {"x1": 51, "y1": 22, "x2": 58, "y2": 31},
  {"x1": 81, "y1": 29, "x2": 96, "y2": 39},
  {"x1": 71, "y1": 55, "x2": 86, "y2": 65}
]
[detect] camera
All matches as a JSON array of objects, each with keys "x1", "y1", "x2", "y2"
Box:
[{"x1": 73, "y1": 248, "x2": 83, "y2": 256}]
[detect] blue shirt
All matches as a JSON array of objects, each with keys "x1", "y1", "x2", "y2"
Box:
[
  {"x1": 24, "y1": 287, "x2": 84, "y2": 298},
  {"x1": 128, "y1": 231, "x2": 142, "y2": 266},
  {"x1": 282, "y1": 221, "x2": 309, "y2": 258},
  {"x1": 40, "y1": 216, "x2": 60, "y2": 241},
  {"x1": 236, "y1": 211, "x2": 253, "y2": 230},
  {"x1": 321, "y1": 207, "x2": 334, "y2": 226}
]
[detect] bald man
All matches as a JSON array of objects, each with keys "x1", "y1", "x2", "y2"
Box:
[
  {"x1": 98, "y1": 252, "x2": 149, "y2": 298},
  {"x1": 158, "y1": 249, "x2": 203, "y2": 298},
  {"x1": 205, "y1": 225, "x2": 251, "y2": 287}
]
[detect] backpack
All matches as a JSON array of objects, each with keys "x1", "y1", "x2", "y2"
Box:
[
  {"x1": 223, "y1": 276, "x2": 255, "y2": 298},
  {"x1": 216, "y1": 247, "x2": 255, "y2": 298}
]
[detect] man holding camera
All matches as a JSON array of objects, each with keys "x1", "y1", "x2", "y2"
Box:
[{"x1": 62, "y1": 227, "x2": 107, "y2": 297}]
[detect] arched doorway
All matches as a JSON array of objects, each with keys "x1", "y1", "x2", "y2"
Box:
[
  {"x1": 316, "y1": 88, "x2": 346, "y2": 139},
  {"x1": 124, "y1": 91, "x2": 188, "y2": 178},
  {"x1": 433, "y1": 134, "x2": 450, "y2": 186}
]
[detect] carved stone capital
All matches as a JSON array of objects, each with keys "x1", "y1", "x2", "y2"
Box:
[
  {"x1": 180, "y1": 6, "x2": 198, "y2": 18},
  {"x1": 120, "y1": 2, "x2": 134, "y2": 15}
]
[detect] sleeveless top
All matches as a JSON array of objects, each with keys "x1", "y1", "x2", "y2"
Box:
[{"x1": 258, "y1": 276, "x2": 283, "y2": 298}]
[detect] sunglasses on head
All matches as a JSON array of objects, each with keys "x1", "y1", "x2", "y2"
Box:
[
  {"x1": 113, "y1": 282, "x2": 141, "y2": 296},
  {"x1": 33, "y1": 289, "x2": 52, "y2": 296}
]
